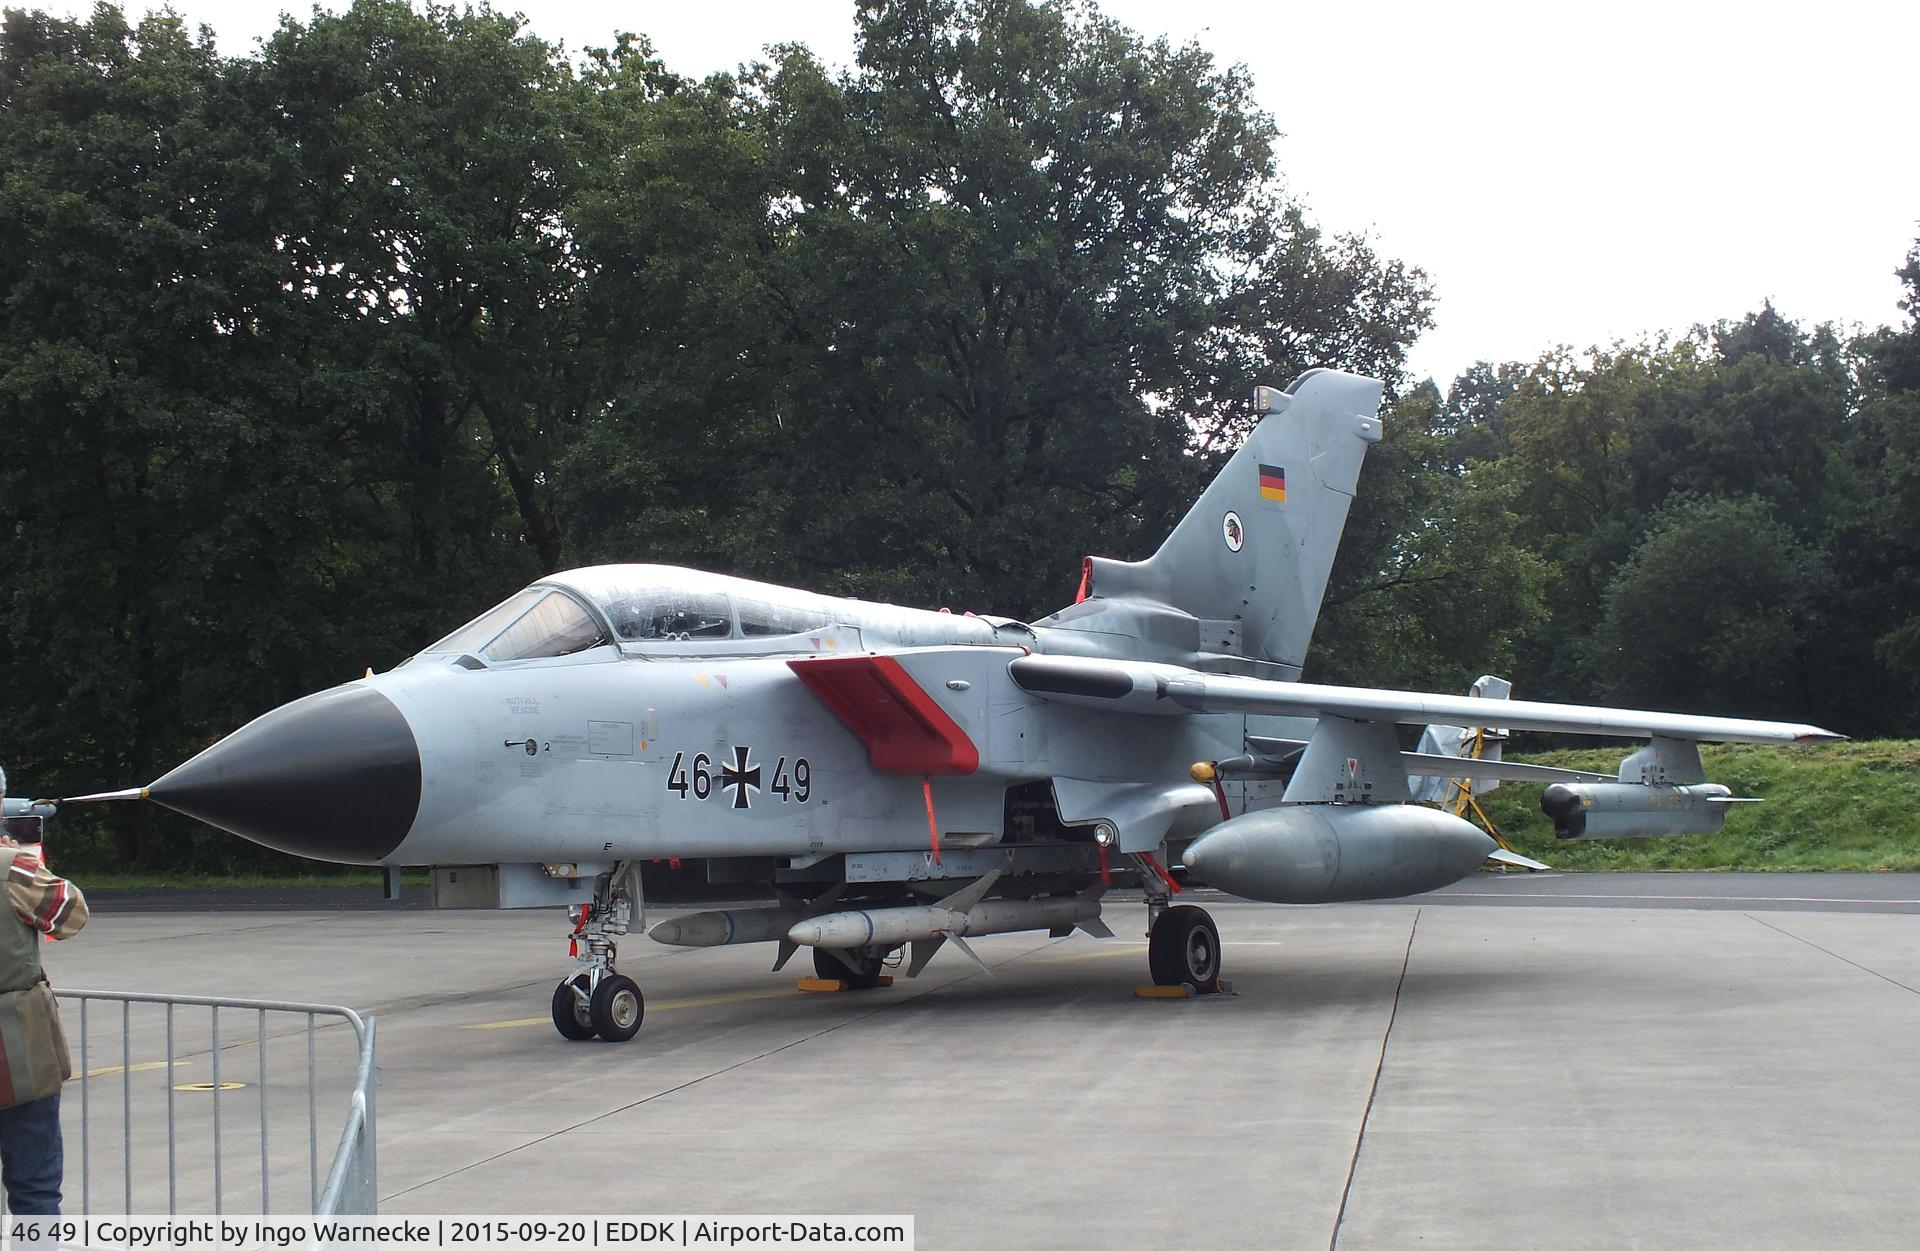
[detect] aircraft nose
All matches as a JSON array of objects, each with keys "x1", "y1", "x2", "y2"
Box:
[{"x1": 148, "y1": 684, "x2": 422, "y2": 863}]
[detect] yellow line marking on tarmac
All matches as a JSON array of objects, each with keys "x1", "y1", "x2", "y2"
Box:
[
  {"x1": 464, "y1": 987, "x2": 797, "y2": 1030},
  {"x1": 78, "y1": 1060, "x2": 182, "y2": 1079}
]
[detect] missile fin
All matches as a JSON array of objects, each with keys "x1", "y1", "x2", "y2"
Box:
[
  {"x1": 906, "y1": 936, "x2": 947, "y2": 977},
  {"x1": 935, "y1": 869, "x2": 1003, "y2": 914},
  {"x1": 1076, "y1": 915, "x2": 1115, "y2": 939},
  {"x1": 804, "y1": 884, "x2": 849, "y2": 914},
  {"x1": 946, "y1": 933, "x2": 992, "y2": 975},
  {"x1": 771, "y1": 940, "x2": 799, "y2": 973}
]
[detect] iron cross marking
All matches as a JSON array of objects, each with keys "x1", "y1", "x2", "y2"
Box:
[{"x1": 721, "y1": 745, "x2": 762, "y2": 810}]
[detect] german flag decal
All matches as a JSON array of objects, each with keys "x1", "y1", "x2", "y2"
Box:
[{"x1": 1257, "y1": 463, "x2": 1286, "y2": 502}]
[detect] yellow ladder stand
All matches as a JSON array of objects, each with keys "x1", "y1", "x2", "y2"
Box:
[{"x1": 1440, "y1": 725, "x2": 1530, "y2": 869}]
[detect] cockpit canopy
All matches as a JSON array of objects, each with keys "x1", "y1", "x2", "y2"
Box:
[
  {"x1": 419, "y1": 587, "x2": 607, "y2": 663},
  {"x1": 414, "y1": 565, "x2": 839, "y2": 663}
]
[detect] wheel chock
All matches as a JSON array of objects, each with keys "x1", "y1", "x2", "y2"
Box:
[
  {"x1": 1134, "y1": 978, "x2": 1234, "y2": 1000},
  {"x1": 797, "y1": 975, "x2": 895, "y2": 993},
  {"x1": 1134, "y1": 984, "x2": 1194, "y2": 999}
]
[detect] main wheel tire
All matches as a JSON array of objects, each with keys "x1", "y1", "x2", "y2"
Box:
[
  {"x1": 813, "y1": 945, "x2": 886, "y2": 990},
  {"x1": 1148, "y1": 905, "x2": 1222, "y2": 991},
  {"x1": 589, "y1": 974, "x2": 645, "y2": 1042},
  {"x1": 551, "y1": 975, "x2": 595, "y2": 1041}
]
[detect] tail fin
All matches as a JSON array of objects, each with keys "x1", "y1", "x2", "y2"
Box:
[{"x1": 1056, "y1": 369, "x2": 1383, "y2": 677}]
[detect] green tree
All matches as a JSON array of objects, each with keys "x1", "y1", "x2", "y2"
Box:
[
  {"x1": 1487, "y1": 311, "x2": 1862, "y2": 716},
  {"x1": 732, "y1": 0, "x2": 1432, "y2": 615},
  {"x1": 1840, "y1": 240, "x2": 1920, "y2": 729},
  {"x1": 1439, "y1": 361, "x2": 1524, "y2": 464},
  {"x1": 1585, "y1": 497, "x2": 1827, "y2": 718},
  {"x1": 252, "y1": 0, "x2": 574, "y2": 581},
  {"x1": 0, "y1": 5, "x2": 322, "y2": 862},
  {"x1": 548, "y1": 39, "x2": 792, "y2": 576},
  {"x1": 1308, "y1": 382, "x2": 1548, "y2": 690},
  {"x1": 0, "y1": 2, "x2": 579, "y2": 866}
]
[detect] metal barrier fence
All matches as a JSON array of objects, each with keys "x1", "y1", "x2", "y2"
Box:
[{"x1": 54, "y1": 990, "x2": 379, "y2": 1215}]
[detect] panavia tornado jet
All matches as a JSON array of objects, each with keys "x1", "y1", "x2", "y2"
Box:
[{"x1": 70, "y1": 369, "x2": 1840, "y2": 1041}]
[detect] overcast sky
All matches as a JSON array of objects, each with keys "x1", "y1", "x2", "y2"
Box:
[{"x1": 36, "y1": 0, "x2": 1920, "y2": 387}]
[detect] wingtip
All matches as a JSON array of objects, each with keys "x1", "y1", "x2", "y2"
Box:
[{"x1": 1794, "y1": 729, "x2": 1847, "y2": 744}]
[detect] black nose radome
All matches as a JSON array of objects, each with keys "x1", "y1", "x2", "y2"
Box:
[{"x1": 148, "y1": 684, "x2": 421, "y2": 863}]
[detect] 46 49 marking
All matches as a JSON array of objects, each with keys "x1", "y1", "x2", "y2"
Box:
[{"x1": 668, "y1": 746, "x2": 810, "y2": 810}]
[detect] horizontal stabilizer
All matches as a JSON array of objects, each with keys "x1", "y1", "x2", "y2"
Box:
[{"x1": 1705, "y1": 796, "x2": 1765, "y2": 804}]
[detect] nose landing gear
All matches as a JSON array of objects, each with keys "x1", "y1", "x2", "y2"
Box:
[{"x1": 552, "y1": 862, "x2": 647, "y2": 1041}]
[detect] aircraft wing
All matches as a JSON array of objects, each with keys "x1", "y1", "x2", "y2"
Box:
[{"x1": 1006, "y1": 654, "x2": 1842, "y2": 744}]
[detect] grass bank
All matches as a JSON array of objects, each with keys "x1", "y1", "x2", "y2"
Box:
[{"x1": 1479, "y1": 740, "x2": 1920, "y2": 871}]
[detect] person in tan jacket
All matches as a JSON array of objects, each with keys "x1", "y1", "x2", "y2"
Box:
[{"x1": 0, "y1": 765, "x2": 88, "y2": 1215}]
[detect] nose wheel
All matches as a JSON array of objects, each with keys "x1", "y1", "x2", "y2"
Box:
[
  {"x1": 551, "y1": 972, "x2": 645, "y2": 1042},
  {"x1": 590, "y1": 974, "x2": 644, "y2": 1040},
  {"x1": 552, "y1": 975, "x2": 595, "y2": 1041}
]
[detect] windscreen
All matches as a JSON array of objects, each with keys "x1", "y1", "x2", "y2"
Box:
[
  {"x1": 484, "y1": 592, "x2": 608, "y2": 660},
  {"x1": 419, "y1": 588, "x2": 608, "y2": 661},
  {"x1": 422, "y1": 589, "x2": 546, "y2": 656}
]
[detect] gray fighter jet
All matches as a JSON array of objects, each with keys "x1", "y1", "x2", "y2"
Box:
[{"x1": 70, "y1": 369, "x2": 1839, "y2": 1041}]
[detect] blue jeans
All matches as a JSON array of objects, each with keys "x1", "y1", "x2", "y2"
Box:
[{"x1": 0, "y1": 1091, "x2": 62, "y2": 1215}]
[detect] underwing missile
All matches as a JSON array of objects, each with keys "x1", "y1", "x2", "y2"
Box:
[
  {"x1": 648, "y1": 907, "x2": 810, "y2": 948},
  {"x1": 786, "y1": 893, "x2": 1107, "y2": 949}
]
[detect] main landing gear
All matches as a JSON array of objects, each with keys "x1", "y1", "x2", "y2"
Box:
[
  {"x1": 552, "y1": 862, "x2": 646, "y2": 1042},
  {"x1": 1148, "y1": 904, "x2": 1222, "y2": 992},
  {"x1": 812, "y1": 944, "x2": 890, "y2": 990},
  {"x1": 1138, "y1": 853, "x2": 1221, "y2": 993}
]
